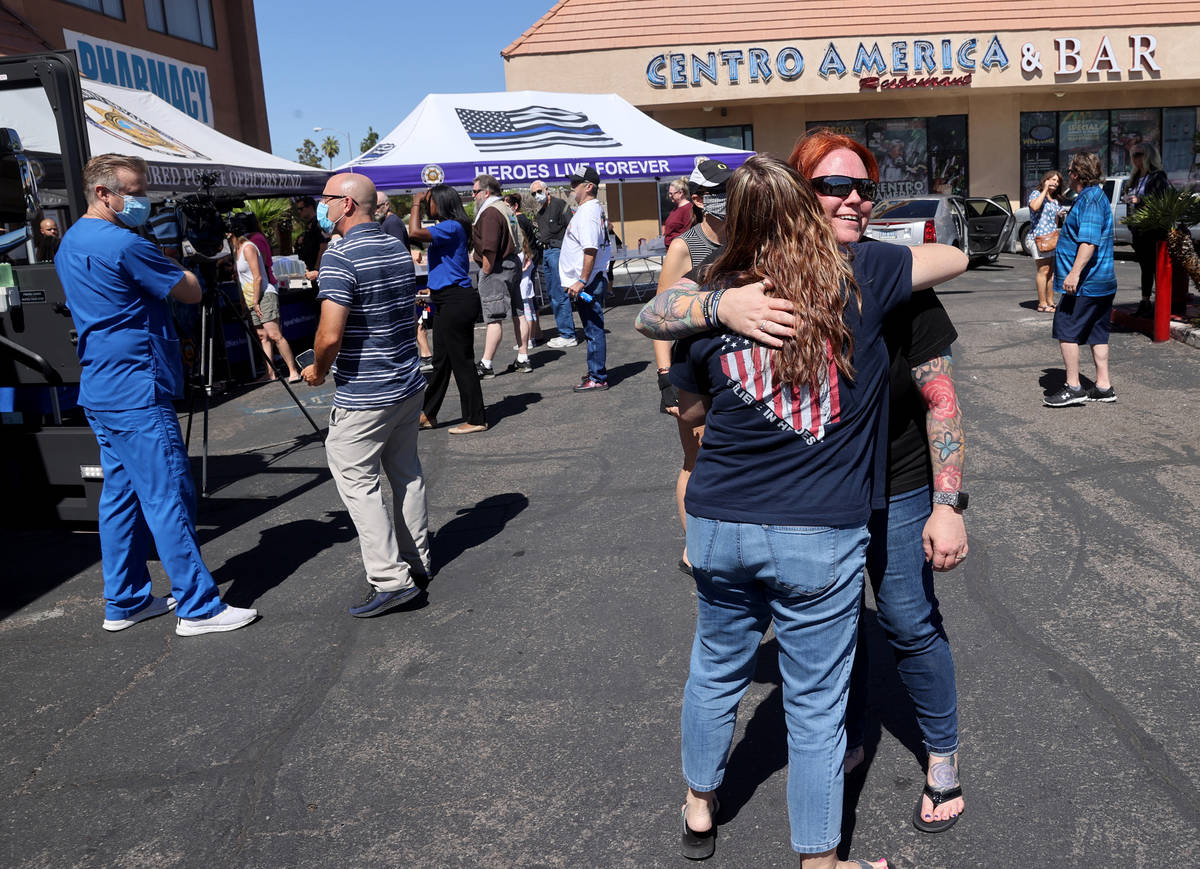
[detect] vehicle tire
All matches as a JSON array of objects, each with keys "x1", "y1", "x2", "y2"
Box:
[{"x1": 1018, "y1": 223, "x2": 1032, "y2": 256}]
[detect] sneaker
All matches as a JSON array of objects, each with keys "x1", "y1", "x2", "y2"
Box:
[
  {"x1": 102, "y1": 595, "x2": 176, "y2": 632},
  {"x1": 476, "y1": 362, "x2": 495, "y2": 379},
  {"x1": 348, "y1": 585, "x2": 422, "y2": 618},
  {"x1": 175, "y1": 604, "x2": 258, "y2": 636},
  {"x1": 1043, "y1": 384, "x2": 1088, "y2": 407},
  {"x1": 419, "y1": 356, "x2": 434, "y2": 373},
  {"x1": 547, "y1": 336, "x2": 578, "y2": 348},
  {"x1": 506, "y1": 359, "x2": 533, "y2": 374},
  {"x1": 573, "y1": 377, "x2": 609, "y2": 393},
  {"x1": 1087, "y1": 385, "x2": 1117, "y2": 403}
]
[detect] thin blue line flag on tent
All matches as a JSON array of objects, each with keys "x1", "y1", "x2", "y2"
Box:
[{"x1": 455, "y1": 106, "x2": 621, "y2": 152}]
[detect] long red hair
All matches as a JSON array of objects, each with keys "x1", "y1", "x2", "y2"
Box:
[{"x1": 788, "y1": 128, "x2": 879, "y2": 182}]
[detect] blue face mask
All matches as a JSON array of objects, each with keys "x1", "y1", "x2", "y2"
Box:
[
  {"x1": 316, "y1": 200, "x2": 338, "y2": 234},
  {"x1": 110, "y1": 191, "x2": 151, "y2": 228}
]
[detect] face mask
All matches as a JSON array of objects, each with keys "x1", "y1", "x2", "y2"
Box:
[
  {"x1": 109, "y1": 191, "x2": 151, "y2": 228},
  {"x1": 534, "y1": 192, "x2": 547, "y2": 204},
  {"x1": 316, "y1": 201, "x2": 338, "y2": 234},
  {"x1": 702, "y1": 194, "x2": 727, "y2": 221}
]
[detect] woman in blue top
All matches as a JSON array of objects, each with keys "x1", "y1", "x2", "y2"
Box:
[
  {"x1": 409, "y1": 185, "x2": 487, "y2": 434},
  {"x1": 1028, "y1": 170, "x2": 1066, "y2": 313},
  {"x1": 646, "y1": 155, "x2": 965, "y2": 869}
]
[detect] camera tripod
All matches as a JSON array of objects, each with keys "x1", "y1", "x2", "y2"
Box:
[{"x1": 182, "y1": 253, "x2": 322, "y2": 497}]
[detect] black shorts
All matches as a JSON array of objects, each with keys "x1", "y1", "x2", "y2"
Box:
[{"x1": 1052, "y1": 293, "x2": 1114, "y2": 345}]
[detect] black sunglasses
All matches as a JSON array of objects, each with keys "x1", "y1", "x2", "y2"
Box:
[{"x1": 810, "y1": 175, "x2": 878, "y2": 201}]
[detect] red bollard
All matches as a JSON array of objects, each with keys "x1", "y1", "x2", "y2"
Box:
[{"x1": 1153, "y1": 241, "x2": 1172, "y2": 343}]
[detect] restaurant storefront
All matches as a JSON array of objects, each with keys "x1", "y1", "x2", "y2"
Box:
[{"x1": 502, "y1": 7, "x2": 1200, "y2": 241}]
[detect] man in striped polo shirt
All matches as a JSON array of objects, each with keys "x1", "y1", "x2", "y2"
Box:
[{"x1": 301, "y1": 173, "x2": 431, "y2": 617}]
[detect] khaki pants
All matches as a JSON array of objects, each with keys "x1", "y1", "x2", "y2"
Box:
[{"x1": 324, "y1": 391, "x2": 430, "y2": 591}]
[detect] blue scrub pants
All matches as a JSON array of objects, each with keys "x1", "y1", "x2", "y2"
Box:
[{"x1": 84, "y1": 402, "x2": 224, "y2": 621}]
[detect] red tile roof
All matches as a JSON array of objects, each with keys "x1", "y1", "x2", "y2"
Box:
[
  {"x1": 0, "y1": 6, "x2": 53, "y2": 57},
  {"x1": 502, "y1": 0, "x2": 1200, "y2": 57}
]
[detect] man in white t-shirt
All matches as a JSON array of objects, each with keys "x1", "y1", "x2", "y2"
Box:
[{"x1": 559, "y1": 166, "x2": 612, "y2": 392}]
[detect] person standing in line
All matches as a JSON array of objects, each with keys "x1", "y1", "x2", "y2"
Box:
[
  {"x1": 652, "y1": 160, "x2": 731, "y2": 575},
  {"x1": 36, "y1": 216, "x2": 60, "y2": 262},
  {"x1": 300, "y1": 173, "x2": 431, "y2": 617},
  {"x1": 1044, "y1": 151, "x2": 1118, "y2": 407},
  {"x1": 505, "y1": 192, "x2": 544, "y2": 348},
  {"x1": 1028, "y1": 170, "x2": 1065, "y2": 313},
  {"x1": 661, "y1": 176, "x2": 693, "y2": 248},
  {"x1": 530, "y1": 179, "x2": 578, "y2": 347},
  {"x1": 471, "y1": 175, "x2": 529, "y2": 377},
  {"x1": 560, "y1": 167, "x2": 612, "y2": 393},
  {"x1": 375, "y1": 191, "x2": 410, "y2": 249},
  {"x1": 410, "y1": 185, "x2": 488, "y2": 435},
  {"x1": 242, "y1": 212, "x2": 277, "y2": 287},
  {"x1": 293, "y1": 195, "x2": 329, "y2": 283},
  {"x1": 230, "y1": 213, "x2": 301, "y2": 383},
  {"x1": 55, "y1": 154, "x2": 258, "y2": 636},
  {"x1": 1124, "y1": 143, "x2": 1172, "y2": 318}
]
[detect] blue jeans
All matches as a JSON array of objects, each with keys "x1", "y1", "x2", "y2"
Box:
[
  {"x1": 540, "y1": 248, "x2": 576, "y2": 340},
  {"x1": 681, "y1": 514, "x2": 869, "y2": 854},
  {"x1": 578, "y1": 273, "x2": 607, "y2": 383},
  {"x1": 845, "y1": 485, "x2": 959, "y2": 756},
  {"x1": 84, "y1": 403, "x2": 224, "y2": 621}
]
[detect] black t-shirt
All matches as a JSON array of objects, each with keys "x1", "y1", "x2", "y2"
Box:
[
  {"x1": 884, "y1": 287, "x2": 958, "y2": 496},
  {"x1": 535, "y1": 197, "x2": 571, "y2": 248},
  {"x1": 380, "y1": 213, "x2": 410, "y2": 249},
  {"x1": 297, "y1": 218, "x2": 328, "y2": 271}
]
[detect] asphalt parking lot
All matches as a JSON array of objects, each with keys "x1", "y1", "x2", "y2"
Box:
[{"x1": 2, "y1": 252, "x2": 1197, "y2": 868}]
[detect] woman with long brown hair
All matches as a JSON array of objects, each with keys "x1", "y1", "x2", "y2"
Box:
[
  {"x1": 1029, "y1": 169, "x2": 1066, "y2": 312},
  {"x1": 641, "y1": 154, "x2": 965, "y2": 868}
]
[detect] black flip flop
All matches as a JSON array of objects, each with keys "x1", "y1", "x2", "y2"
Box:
[
  {"x1": 912, "y1": 781, "x2": 963, "y2": 833},
  {"x1": 680, "y1": 798, "x2": 719, "y2": 860}
]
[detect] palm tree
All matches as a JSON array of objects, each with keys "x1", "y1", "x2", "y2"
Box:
[
  {"x1": 320, "y1": 135, "x2": 341, "y2": 169},
  {"x1": 1124, "y1": 190, "x2": 1200, "y2": 289}
]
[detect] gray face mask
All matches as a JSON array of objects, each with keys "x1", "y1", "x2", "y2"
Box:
[{"x1": 702, "y1": 193, "x2": 727, "y2": 220}]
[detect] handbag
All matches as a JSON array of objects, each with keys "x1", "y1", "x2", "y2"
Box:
[{"x1": 1035, "y1": 230, "x2": 1058, "y2": 253}]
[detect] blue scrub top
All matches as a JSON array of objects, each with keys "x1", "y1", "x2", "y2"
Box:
[{"x1": 55, "y1": 218, "x2": 186, "y2": 410}]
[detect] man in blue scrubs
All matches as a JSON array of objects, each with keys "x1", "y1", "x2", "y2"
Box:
[{"x1": 55, "y1": 154, "x2": 258, "y2": 636}]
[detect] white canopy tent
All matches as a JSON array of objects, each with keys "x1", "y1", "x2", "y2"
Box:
[
  {"x1": 0, "y1": 77, "x2": 327, "y2": 196},
  {"x1": 339, "y1": 90, "x2": 753, "y2": 237}
]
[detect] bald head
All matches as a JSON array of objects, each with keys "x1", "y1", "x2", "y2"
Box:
[
  {"x1": 40, "y1": 218, "x2": 59, "y2": 237},
  {"x1": 321, "y1": 172, "x2": 377, "y2": 231}
]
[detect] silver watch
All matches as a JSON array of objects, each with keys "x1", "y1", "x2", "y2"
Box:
[{"x1": 931, "y1": 491, "x2": 969, "y2": 510}]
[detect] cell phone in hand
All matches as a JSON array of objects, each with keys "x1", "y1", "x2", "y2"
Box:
[{"x1": 296, "y1": 349, "x2": 315, "y2": 369}]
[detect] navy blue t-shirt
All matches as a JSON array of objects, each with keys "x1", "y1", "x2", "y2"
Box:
[
  {"x1": 671, "y1": 241, "x2": 913, "y2": 526},
  {"x1": 426, "y1": 220, "x2": 472, "y2": 290}
]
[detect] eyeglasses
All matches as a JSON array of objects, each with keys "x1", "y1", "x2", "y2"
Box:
[
  {"x1": 471, "y1": 188, "x2": 484, "y2": 195},
  {"x1": 810, "y1": 175, "x2": 878, "y2": 201},
  {"x1": 319, "y1": 194, "x2": 348, "y2": 203}
]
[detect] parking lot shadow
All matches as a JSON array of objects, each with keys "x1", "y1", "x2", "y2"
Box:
[{"x1": 429, "y1": 492, "x2": 530, "y2": 577}]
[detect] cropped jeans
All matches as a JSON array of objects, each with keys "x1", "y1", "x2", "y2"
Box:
[
  {"x1": 845, "y1": 484, "x2": 959, "y2": 757},
  {"x1": 681, "y1": 514, "x2": 869, "y2": 854}
]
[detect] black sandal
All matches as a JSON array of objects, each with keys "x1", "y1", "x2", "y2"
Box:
[
  {"x1": 680, "y1": 798, "x2": 718, "y2": 860},
  {"x1": 912, "y1": 780, "x2": 963, "y2": 833}
]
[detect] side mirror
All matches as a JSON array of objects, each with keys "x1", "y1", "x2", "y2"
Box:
[{"x1": 0, "y1": 127, "x2": 41, "y2": 224}]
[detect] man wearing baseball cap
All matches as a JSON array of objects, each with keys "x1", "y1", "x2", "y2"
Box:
[{"x1": 560, "y1": 166, "x2": 612, "y2": 392}]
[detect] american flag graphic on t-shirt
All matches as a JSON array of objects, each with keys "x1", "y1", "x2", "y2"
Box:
[{"x1": 718, "y1": 334, "x2": 841, "y2": 443}]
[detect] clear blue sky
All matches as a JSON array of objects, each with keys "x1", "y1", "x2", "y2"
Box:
[{"x1": 256, "y1": 0, "x2": 558, "y2": 164}]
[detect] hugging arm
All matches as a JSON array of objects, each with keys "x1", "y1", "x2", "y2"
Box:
[
  {"x1": 913, "y1": 352, "x2": 968, "y2": 571},
  {"x1": 635, "y1": 278, "x2": 795, "y2": 345}
]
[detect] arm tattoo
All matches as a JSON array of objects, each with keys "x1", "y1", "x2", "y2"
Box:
[
  {"x1": 634, "y1": 279, "x2": 715, "y2": 339},
  {"x1": 912, "y1": 353, "x2": 966, "y2": 493}
]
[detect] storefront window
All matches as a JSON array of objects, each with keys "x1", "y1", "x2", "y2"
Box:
[
  {"x1": 675, "y1": 124, "x2": 754, "y2": 151},
  {"x1": 1020, "y1": 108, "x2": 1200, "y2": 201},
  {"x1": 58, "y1": 0, "x2": 124, "y2": 18},
  {"x1": 807, "y1": 115, "x2": 968, "y2": 199},
  {"x1": 144, "y1": 0, "x2": 216, "y2": 48}
]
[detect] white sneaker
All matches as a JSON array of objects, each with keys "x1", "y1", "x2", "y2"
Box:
[
  {"x1": 548, "y1": 336, "x2": 578, "y2": 348},
  {"x1": 175, "y1": 604, "x2": 259, "y2": 637},
  {"x1": 102, "y1": 595, "x2": 176, "y2": 632}
]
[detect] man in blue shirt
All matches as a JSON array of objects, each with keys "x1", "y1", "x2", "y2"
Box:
[
  {"x1": 301, "y1": 173, "x2": 430, "y2": 618},
  {"x1": 55, "y1": 154, "x2": 258, "y2": 636},
  {"x1": 1046, "y1": 151, "x2": 1118, "y2": 407}
]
